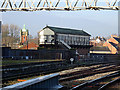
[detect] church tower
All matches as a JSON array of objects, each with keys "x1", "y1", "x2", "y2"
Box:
[{"x1": 20, "y1": 25, "x2": 29, "y2": 44}]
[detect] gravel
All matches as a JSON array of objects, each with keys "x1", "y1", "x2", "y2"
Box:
[{"x1": 59, "y1": 64, "x2": 101, "y2": 75}]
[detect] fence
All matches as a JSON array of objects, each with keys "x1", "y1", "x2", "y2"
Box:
[
  {"x1": 90, "y1": 53, "x2": 120, "y2": 60},
  {"x1": 2, "y1": 47, "x2": 76, "y2": 60}
]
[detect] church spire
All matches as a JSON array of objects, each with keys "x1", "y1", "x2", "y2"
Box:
[
  {"x1": 23, "y1": 24, "x2": 26, "y2": 29},
  {"x1": 20, "y1": 24, "x2": 29, "y2": 44},
  {"x1": 22, "y1": 24, "x2": 27, "y2": 31}
]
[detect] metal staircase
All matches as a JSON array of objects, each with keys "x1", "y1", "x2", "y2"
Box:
[{"x1": 59, "y1": 40, "x2": 71, "y2": 49}]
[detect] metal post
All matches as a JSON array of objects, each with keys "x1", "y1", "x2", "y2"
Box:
[
  {"x1": 27, "y1": 29, "x2": 29, "y2": 50},
  {"x1": 23, "y1": 0, "x2": 26, "y2": 8}
]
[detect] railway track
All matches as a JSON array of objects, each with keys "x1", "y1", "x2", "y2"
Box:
[
  {"x1": 2, "y1": 62, "x2": 68, "y2": 87},
  {"x1": 59, "y1": 64, "x2": 120, "y2": 82},
  {"x1": 99, "y1": 77, "x2": 120, "y2": 90},
  {"x1": 60, "y1": 64, "x2": 111, "y2": 78},
  {"x1": 2, "y1": 62, "x2": 120, "y2": 88},
  {"x1": 2, "y1": 63, "x2": 112, "y2": 82},
  {"x1": 71, "y1": 71, "x2": 120, "y2": 90}
]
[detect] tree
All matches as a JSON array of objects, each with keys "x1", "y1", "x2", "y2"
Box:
[
  {"x1": 2, "y1": 24, "x2": 9, "y2": 46},
  {"x1": 2, "y1": 24, "x2": 9, "y2": 37},
  {"x1": 95, "y1": 36, "x2": 100, "y2": 39},
  {"x1": 28, "y1": 35, "x2": 38, "y2": 45},
  {"x1": 2, "y1": 24, "x2": 21, "y2": 48},
  {"x1": 9, "y1": 24, "x2": 20, "y2": 44}
]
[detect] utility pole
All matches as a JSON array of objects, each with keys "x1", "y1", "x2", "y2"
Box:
[{"x1": 27, "y1": 29, "x2": 29, "y2": 50}]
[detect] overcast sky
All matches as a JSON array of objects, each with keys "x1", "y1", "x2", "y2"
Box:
[{"x1": 2, "y1": 10, "x2": 118, "y2": 38}]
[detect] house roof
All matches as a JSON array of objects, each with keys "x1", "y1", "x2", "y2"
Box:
[
  {"x1": 20, "y1": 42, "x2": 38, "y2": 50},
  {"x1": 45, "y1": 26, "x2": 91, "y2": 36},
  {"x1": 113, "y1": 37, "x2": 120, "y2": 43},
  {"x1": 109, "y1": 42, "x2": 118, "y2": 50},
  {"x1": 90, "y1": 47, "x2": 110, "y2": 51}
]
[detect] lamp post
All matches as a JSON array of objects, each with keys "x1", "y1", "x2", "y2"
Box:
[
  {"x1": 70, "y1": 58, "x2": 74, "y2": 64},
  {"x1": 27, "y1": 29, "x2": 29, "y2": 50}
]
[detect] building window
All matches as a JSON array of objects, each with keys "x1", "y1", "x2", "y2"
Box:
[
  {"x1": 51, "y1": 35, "x2": 54, "y2": 38},
  {"x1": 58, "y1": 35, "x2": 61, "y2": 40},
  {"x1": 83, "y1": 37, "x2": 85, "y2": 45},
  {"x1": 61, "y1": 35, "x2": 64, "y2": 40},
  {"x1": 24, "y1": 37, "x2": 25, "y2": 41}
]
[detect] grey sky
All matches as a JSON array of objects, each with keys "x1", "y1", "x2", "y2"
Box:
[{"x1": 2, "y1": 10, "x2": 118, "y2": 38}]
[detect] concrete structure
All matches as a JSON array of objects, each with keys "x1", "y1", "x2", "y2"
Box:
[{"x1": 2, "y1": 73, "x2": 63, "y2": 90}]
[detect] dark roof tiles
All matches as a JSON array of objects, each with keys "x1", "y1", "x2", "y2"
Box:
[
  {"x1": 46, "y1": 26, "x2": 91, "y2": 36},
  {"x1": 109, "y1": 42, "x2": 118, "y2": 50},
  {"x1": 113, "y1": 37, "x2": 120, "y2": 43}
]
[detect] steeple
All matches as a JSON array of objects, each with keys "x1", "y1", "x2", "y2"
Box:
[
  {"x1": 22, "y1": 24, "x2": 27, "y2": 31},
  {"x1": 20, "y1": 24, "x2": 29, "y2": 44},
  {"x1": 23, "y1": 24, "x2": 26, "y2": 29}
]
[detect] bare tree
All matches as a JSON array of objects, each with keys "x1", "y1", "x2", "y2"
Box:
[
  {"x1": 9, "y1": 24, "x2": 19, "y2": 38},
  {"x1": 2, "y1": 24, "x2": 9, "y2": 46},
  {"x1": 2, "y1": 24, "x2": 21, "y2": 48},
  {"x1": 28, "y1": 35, "x2": 38, "y2": 45}
]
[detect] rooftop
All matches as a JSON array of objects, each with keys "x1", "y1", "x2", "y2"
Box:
[
  {"x1": 90, "y1": 47, "x2": 110, "y2": 51},
  {"x1": 109, "y1": 42, "x2": 118, "y2": 50},
  {"x1": 113, "y1": 37, "x2": 120, "y2": 43},
  {"x1": 45, "y1": 26, "x2": 91, "y2": 36}
]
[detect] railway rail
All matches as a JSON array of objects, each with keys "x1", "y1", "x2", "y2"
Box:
[
  {"x1": 71, "y1": 71, "x2": 120, "y2": 90},
  {"x1": 99, "y1": 77, "x2": 120, "y2": 90},
  {"x1": 2, "y1": 62, "x2": 111, "y2": 82},
  {"x1": 59, "y1": 64, "x2": 120, "y2": 82},
  {"x1": 2, "y1": 61, "x2": 67, "y2": 87},
  {"x1": 2, "y1": 62, "x2": 120, "y2": 87},
  {"x1": 60, "y1": 64, "x2": 111, "y2": 78},
  {"x1": 2, "y1": 61, "x2": 64, "y2": 77}
]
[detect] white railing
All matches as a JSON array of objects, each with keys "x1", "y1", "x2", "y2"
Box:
[{"x1": 59, "y1": 40, "x2": 71, "y2": 49}]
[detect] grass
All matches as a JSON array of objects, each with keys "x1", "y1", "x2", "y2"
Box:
[{"x1": 1, "y1": 59, "x2": 62, "y2": 66}]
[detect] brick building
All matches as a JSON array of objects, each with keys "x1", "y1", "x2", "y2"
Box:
[
  {"x1": 20, "y1": 42, "x2": 39, "y2": 50},
  {"x1": 103, "y1": 35, "x2": 120, "y2": 54},
  {"x1": 90, "y1": 36, "x2": 106, "y2": 47},
  {"x1": 20, "y1": 25, "x2": 29, "y2": 44},
  {"x1": 90, "y1": 47, "x2": 111, "y2": 54}
]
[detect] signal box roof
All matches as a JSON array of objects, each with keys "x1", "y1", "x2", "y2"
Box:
[{"x1": 41, "y1": 26, "x2": 91, "y2": 36}]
